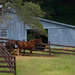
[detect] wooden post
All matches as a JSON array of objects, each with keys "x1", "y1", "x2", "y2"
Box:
[
  {"x1": 49, "y1": 41, "x2": 51, "y2": 56},
  {"x1": 23, "y1": 39, "x2": 25, "y2": 55},
  {"x1": 14, "y1": 57, "x2": 16, "y2": 75}
]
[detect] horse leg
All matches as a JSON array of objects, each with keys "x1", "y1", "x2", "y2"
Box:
[
  {"x1": 30, "y1": 48, "x2": 34, "y2": 56},
  {"x1": 23, "y1": 49, "x2": 25, "y2": 55},
  {"x1": 19, "y1": 49, "x2": 22, "y2": 56},
  {"x1": 10, "y1": 48, "x2": 11, "y2": 53},
  {"x1": 17, "y1": 47, "x2": 19, "y2": 56},
  {"x1": 30, "y1": 50, "x2": 32, "y2": 56},
  {"x1": 11, "y1": 48, "x2": 16, "y2": 55},
  {"x1": 30, "y1": 47, "x2": 34, "y2": 56}
]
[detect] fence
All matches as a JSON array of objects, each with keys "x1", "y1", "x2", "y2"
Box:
[
  {"x1": 29, "y1": 41, "x2": 51, "y2": 56},
  {"x1": 50, "y1": 43, "x2": 75, "y2": 55},
  {"x1": 0, "y1": 43, "x2": 16, "y2": 75},
  {"x1": 32, "y1": 41, "x2": 75, "y2": 56},
  {"x1": 0, "y1": 38, "x2": 75, "y2": 56},
  {"x1": 0, "y1": 56, "x2": 16, "y2": 75}
]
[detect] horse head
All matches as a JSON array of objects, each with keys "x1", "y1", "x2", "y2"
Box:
[{"x1": 34, "y1": 38, "x2": 42, "y2": 45}]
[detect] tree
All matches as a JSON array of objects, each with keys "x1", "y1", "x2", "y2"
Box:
[
  {"x1": 26, "y1": 0, "x2": 58, "y2": 18},
  {"x1": 0, "y1": 0, "x2": 47, "y2": 36}
]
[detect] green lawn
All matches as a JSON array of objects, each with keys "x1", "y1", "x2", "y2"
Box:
[{"x1": 0, "y1": 55, "x2": 75, "y2": 75}]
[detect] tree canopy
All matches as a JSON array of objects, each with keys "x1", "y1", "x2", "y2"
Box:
[{"x1": 0, "y1": 0, "x2": 47, "y2": 36}]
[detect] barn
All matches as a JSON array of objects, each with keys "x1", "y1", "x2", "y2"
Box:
[
  {"x1": 0, "y1": 13, "x2": 75, "y2": 46},
  {"x1": 26, "y1": 18, "x2": 75, "y2": 46}
]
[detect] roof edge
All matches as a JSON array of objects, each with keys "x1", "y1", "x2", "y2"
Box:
[{"x1": 37, "y1": 17, "x2": 75, "y2": 29}]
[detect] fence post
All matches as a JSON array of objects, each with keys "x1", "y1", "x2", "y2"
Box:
[
  {"x1": 49, "y1": 41, "x2": 51, "y2": 56},
  {"x1": 23, "y1": 39, "x2": 25, "y2": 55},
  {"x1": 14, "y1": 57, "x2": 16, "y2": 75}
]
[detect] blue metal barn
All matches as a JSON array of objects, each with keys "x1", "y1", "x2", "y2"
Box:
[{"x1": 0, "y1": 13, "x2": 75, "y2": 46}]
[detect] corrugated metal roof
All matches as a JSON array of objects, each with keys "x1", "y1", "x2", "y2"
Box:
[{"x1": 38, "y1": 18, "x2": 75, "y2": 29}]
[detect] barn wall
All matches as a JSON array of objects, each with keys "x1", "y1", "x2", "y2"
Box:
[
  {"x1": 0, "y1": 12, "x2": 75, "y2": 46},
  {"x1": 7, "y1": 14, "x2": 26, "y2": 41},
  {"x1": 8, "y1": 17, "x2": 75, "y2": 46},
  {"x1": 40, "y1": 20, "x2": 75, "y2": 46},
  {"x1": 48, "y1": 28, "x2": 75, "y2": 46}
]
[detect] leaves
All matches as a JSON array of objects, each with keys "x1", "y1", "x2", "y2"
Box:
[{"x1": 0, "y1": 0, "x2": 47, "y2": 36}]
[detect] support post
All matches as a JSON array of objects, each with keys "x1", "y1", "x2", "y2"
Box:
[
  {"x1": 14, "y1": 57, "x2": 16, "y2": 75},
  {"x1": 49, "y1": 41, "x2": 51, "y2": 56},
  {"x1": 23, "y1": 39, "x2": 25, "y2": 55}
]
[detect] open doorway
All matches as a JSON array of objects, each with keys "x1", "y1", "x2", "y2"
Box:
[
  {"x1": 27, "y1": 29, "x2": 48, "y2": 44},
  {"x1": 27, "y1": 29, "x2": 48, "y2": 50}
]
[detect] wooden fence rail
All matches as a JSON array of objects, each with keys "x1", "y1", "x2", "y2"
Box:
[
  {"x1": 0, "y1": 43, "x2": 16, "y2": 75},
  {"x1": 0, "y1": 56, "x2": 16, "y2": 75},
  {"x1": 0, "y1": 38, "x2": 17, "y2": 41},
  {"x1": 51, "y1": 44, "x2": 75, "y2": 48},
  {"x1": 0, "y1": 38, "x2": 75, "y2": 56},
  {"x1": 32, "y1": 41, "x2": 75, "y2": 56}
]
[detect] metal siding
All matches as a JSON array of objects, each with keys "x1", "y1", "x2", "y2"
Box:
[
  {"x1": 7, "y1": 14, "x2": 20, "y2": 40},
  {"x1": 19, "y1": 22, "x2": 26, "y2": 41},
  {"x1": 40, "y1": 21, "x2": 65, "y2": 29},
  {"x1": 48, "y1": 28, "x2": 75, "y2": 46},
  {"x1": 5, "y1": 14, "x2": 27, "y2": 41},
  {"x1": 0, "y1": 12, "x2": 75, "y2": 46},
  {"x1": 25, "y1": 29, "x2": 27, "y2": 41}
]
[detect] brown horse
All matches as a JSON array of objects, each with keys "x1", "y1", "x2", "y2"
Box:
[
  {"x1": 5, "y1": 40, "x2": 18, "y2": 54},
  {"x1": 17, "y1": 38, "x2": 42, "y2": 56}
]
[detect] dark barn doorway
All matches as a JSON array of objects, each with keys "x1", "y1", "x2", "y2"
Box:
[
  {"x1": 27, "y1": 29, "x2": 48, "y2": 44},
  {"x1": 27, "y1": 29, "x2": 48, "y2": 50}
]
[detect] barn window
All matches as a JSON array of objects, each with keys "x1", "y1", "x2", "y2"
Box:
[{"x1": 0, "y1": 29, "x2": 7, "y2": 38}]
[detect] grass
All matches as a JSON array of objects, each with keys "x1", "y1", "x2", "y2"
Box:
[
  {"x1": 0, "y1": 55, "x2": 75, "y2": 75},
  {"x1": 0, "y1": 58, "x2": 12, "y2": 75},
  {"x1": 11, "y1": 47, "x2": 75, "y2": 56}
]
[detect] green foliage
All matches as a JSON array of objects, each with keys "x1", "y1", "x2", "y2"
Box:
[
  {"x1": 52, "y1": 4, "x2": 75, "y2": 25},
  {"x1": 0, "y1": 0, "x2": 9, "y2": 3},
  {"x1": 27, "y1": 34, "x2": 35, "y2": 41},
  {"x1": 0, "y1": 0, "x2": 48, "y2": 36},
  {"x1": 26, "y1": 0, "x2": 54, "y2": 19},
  {"x1": 11, "y1": 1, "x2": 45, "y2": 21},
  {"x1": 26, "y1": 0, "x2": 75, "y2": 25}
]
